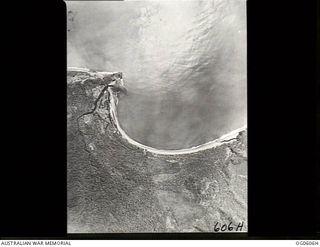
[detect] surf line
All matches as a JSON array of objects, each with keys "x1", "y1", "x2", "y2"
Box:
[
  {"x1": 67, "y1": 67, "x2": 247, "y2": 155},
  {"x1": 108, "y1": 88, "x2": 247, "y2": 156}
]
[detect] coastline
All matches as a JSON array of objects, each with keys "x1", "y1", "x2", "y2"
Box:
[
  {"x1": 68, "y1": 66, "x2": 247, "y2": 155},
  {"x1": 109, "y1": 87, "x2": 246, "y2": 155}
]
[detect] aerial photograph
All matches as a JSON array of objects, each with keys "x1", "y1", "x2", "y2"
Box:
[{"x1": 66, "y1": 0, "x2": 247, "y2": 233}]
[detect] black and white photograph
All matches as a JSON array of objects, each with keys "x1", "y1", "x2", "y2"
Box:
[
  {"x1": 67, "y1": 0, "x2": 247, "y2": 233},
  {"x1": 0, "y1": 0, "x2": 318, "y2": 243}
]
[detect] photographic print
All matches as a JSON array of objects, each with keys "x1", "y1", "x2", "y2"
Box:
[{"x1": 67, "y1": 0, "x2": 247, "y2": 233}]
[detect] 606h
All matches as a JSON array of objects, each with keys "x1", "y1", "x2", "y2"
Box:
[{"x1": 213, "y1": 222, "x2": 244, "y2": 232}]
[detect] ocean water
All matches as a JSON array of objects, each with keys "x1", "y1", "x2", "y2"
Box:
[{"x1": 67, "y1": 0, "x2": 247, "y2": 149}]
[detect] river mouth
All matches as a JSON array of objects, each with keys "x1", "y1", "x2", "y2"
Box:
[
  {"x1": 67, "y1": 0, "x2": 247, "y2": 150},
  {"x1": 67, "y1": 66, "x2": 247, "y2": 154}
]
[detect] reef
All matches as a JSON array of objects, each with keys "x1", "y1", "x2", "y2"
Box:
[{"x1": 67, "y1": 68, "x2": 247, "y2": 233}]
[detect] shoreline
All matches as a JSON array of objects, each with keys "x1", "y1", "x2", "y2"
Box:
[
  {"x1": 68, "y1": 67, "x2": 247, "y2": 155},
  {"x1": 108, "y1": 88, "x2": 246, "y2": 155}
]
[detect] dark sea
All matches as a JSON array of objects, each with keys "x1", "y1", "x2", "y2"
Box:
[{"x1": 67, "y1": 0, "x2": 247, "y2": 149}]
